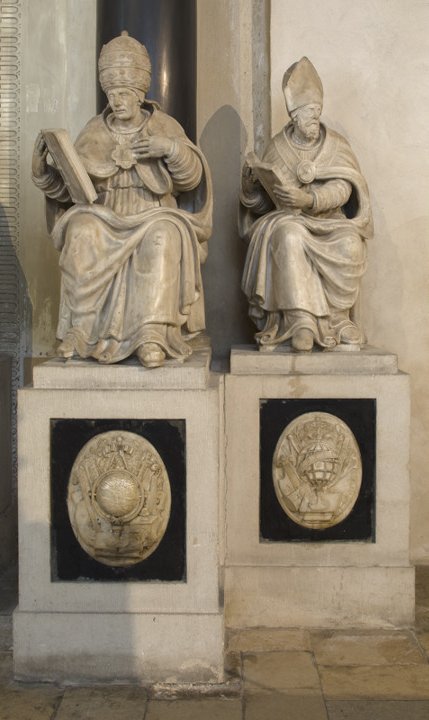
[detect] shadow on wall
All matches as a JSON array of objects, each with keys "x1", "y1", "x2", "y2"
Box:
[
  {"x1": 0, "y1": 203, "x2": 32, "y2": 571},
  {"x1": 200, "y1": 105, "x2": 254, "y2": 363}
]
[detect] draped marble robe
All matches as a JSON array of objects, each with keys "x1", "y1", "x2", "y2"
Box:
[
  {"x1": 36, "y1": 102, "x2": 212, "y2": 363},
  {"x1": 240, "y1": 123, "x2": 373, "y2": 348}
]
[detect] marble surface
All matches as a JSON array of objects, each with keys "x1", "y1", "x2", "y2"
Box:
[
  {"x1": 4, "y1": 567, "x2": 429, "y2": 718},
  {"x1": 230, "y1": 345, "x2": 398, "y2": 375},
  {"x1": 15, "y1": 377, "x2": 224, "y2": 683},
  {"x1": 33, "y1": 348, "x2": 212, "y2": 390}
]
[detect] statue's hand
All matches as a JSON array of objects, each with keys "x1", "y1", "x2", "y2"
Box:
[
  {"x1": 32, "y1": 132, "x2": 49, "y2": 178},
  {"x1": 273, "y1": 184, "x2": 313, "y2": 210},
  {"x1": 241, "y1": 161, "x2": 257, "y2": 195},
  {"x1": 132, "y1": 136, "x2": 175, "y2": 160}
]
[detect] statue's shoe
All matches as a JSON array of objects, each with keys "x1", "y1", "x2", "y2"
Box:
[
  {"x1": 338, "y1": 324, "x2": 361, "y2": 344},
  {"x1": 57, "y1": 338, "x2": 75, "y2": 358},
  {"x1": 137, "y1": 343, "x2": 166, "y2": 368},
  {"x1": 96, "y1": 339, "x2": 120, "y2": 364},
  {"x1": 291, "y1": 328, "x2": 314, "y2": 352}
]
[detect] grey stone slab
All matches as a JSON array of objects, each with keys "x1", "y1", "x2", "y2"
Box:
[
  {"x1": 320, "y1": 664, "x2": 429, "y2": 699},
  {"x1": 228, "y1": 628, "x2": 311, "y2": 653},
  {"x1": 311, "y1": 630, "x2": 425, "y2": 666},
  {"x1": 0, "y1": 685, "x2": 62, "y2": 720},
  {"x1": 55, "y1": 687, "x2": 147, "y2": 720},
  {"x1": 145, "y1": 698, "x2": 242, "y2": 719},
  {"x1": 230, "y1": 345, "x2": 398, "y2": 375},
  {"x1": 33, "y1": 349, "x2": 211, "y2": 390},
  {"x1": 327, "y1": 699, "x2": 429, "y2": 720},
  {"x1": 245, "y1": 692, "x2": 328, "y2": 720},
  {"x1": 243, "y1": 651, "x2": 321, "y2": 693}
]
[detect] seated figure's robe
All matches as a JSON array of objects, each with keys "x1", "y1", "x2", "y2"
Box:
[
  {"x1": 240, "y1": 123, "x2": 372, "y2": 348},
  {"x1": 36, "y1": 102, "x2": 212, "y2": 362}
]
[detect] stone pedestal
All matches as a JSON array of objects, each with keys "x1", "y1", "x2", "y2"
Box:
[
  {"x1": 224, "y1": 346, "x2": 414, "y2": 629},
  {"x1": 14, "y1": 352, "x2": 224, "y2": 683},
  {"x1": 0, "y1": 354, "x2": 14, "y2": 571}
]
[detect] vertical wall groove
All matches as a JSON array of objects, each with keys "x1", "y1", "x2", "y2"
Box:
[
  {"x1": 0, "y1": 0, "x2": 24, "y2": 504},
  {"x1": 252, "y1": 0, "x2": 271, "y2": 155}
]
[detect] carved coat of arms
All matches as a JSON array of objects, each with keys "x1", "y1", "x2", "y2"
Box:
[
  {"x1": 67, "y1": 431, "x2": 171, "y2": 566},
  {"x1": 273, "y1": 412, "x2": 362, "y2": 529}
]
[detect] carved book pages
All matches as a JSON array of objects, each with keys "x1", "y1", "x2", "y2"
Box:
[
  {"x1": 246, "y1": 151, "x2": 293, "y2": 212},
  {"x1": 42, "y1": 129, "x2": 97, "y2": 204}
]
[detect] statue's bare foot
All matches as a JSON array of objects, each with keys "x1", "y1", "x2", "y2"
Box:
[
  {"x1": 137, "y1": 343, "x2": 166, "y2": 368},
  {"x1": 291, "y1": 328, "x2": 314, "y2": 352},
  {"x1": 57, "y1": 338, "x2": 76, "y2": 358}
]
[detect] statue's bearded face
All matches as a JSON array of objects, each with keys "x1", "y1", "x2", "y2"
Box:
[
  {"x1": 107, "y1": 87, "x2": 142, "y2": 122},
  {"x1": 291, "y1": 103, "x2": 322, "y2": 141}
]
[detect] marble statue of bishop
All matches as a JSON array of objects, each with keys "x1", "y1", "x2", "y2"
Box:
[{"x1": 240, "y1": 57, "x2": 372, "y2": 352}]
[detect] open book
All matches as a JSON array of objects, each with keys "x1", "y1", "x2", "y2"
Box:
[
  {"x1": 42, "y1": 129, "x2": 97, "y2": 204},
  {"x1": 246, "y1": 151, "x2": 285, "y2": 207}
]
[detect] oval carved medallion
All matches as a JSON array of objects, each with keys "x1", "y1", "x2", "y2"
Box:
[
  {"x1": 272, "y1": 412, "x2": 362, "y2": 530},
  {"x1": 67, "y1": 431, "x2": 171, "y2": 566}
]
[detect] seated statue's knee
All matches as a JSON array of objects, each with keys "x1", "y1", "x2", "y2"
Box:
[
  {"x1": 139, "y1": 219, "x2": 181, "y2": 266},
  {"x1": 67, "y1": 214, "x2": 100, "y2": 245},
  {"x1": 148, "y1": 220, "x2": 180, "y2": 247},
  {"x1": 343, "y1": 234, "x2": 364, "y2": 263},
  {"x1": 271, "y1": 222, "x2": 305, "y2": 257}
]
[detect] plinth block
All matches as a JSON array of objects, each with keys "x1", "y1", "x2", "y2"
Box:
[
  {"x1": 225, "y1": 351, "x2": 414, "y2": 628},
  {"x1": 231, "y1": 345, "x2": 398, "y2": 375},
  {"x1": 225, "y1": 566, "x2": 415, "y2": 628},
  {"x1": 14, "y1": 366, "x2": 224, "y2": 683},
  {"x1": 33, "y1": 348, "x2": 211, "y2": 390},
  {"x1": 14, "y1": 611, "x2": 223, "y2": 684}
]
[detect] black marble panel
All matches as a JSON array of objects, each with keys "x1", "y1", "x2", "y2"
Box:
[
  {"x1": 51, "y1": 418, "x2": 186, "y2": 582},
  {"x1": 260, "y1": 399, "x2": 376, "y2": 542}
]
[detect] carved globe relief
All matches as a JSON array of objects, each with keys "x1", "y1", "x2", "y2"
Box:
[
  {"x1": 272, "y1": 412, "x2": 362, "y2": 530},
  {"x1": 67, "y1": 431, "x2": 171, "y2": 566}
]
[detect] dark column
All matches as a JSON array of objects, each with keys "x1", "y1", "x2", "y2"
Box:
[{"x1": 96, "y1": 0, "x2": 196, "y2": 141}]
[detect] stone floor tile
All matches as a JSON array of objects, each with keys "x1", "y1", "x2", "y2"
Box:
[
  {"x1": 326, "y1": 699, "x2": 429, "y2": 720},
  {"x1": 0, "y1": 617, "x2": 12, "y2": 652},
  {"x1": 311, "y1": 630, "x2": 425, "y2": 666},
  {"x1": 227, "y1": 628, "x2": 311, "y2": 653},
  {"x1": 55, "y1": 686, "x2": 147, "y2": 720},
  {"x1": 243, "y1": 651, "x2": 320, "y2": 694},
  {"x1": 0, "y1": 685, "x2": 62, "y2": 720},
  {"x1": 145, "y1": 697, "x2": 242, "y2": 719},
  {"x1": 245, "y1": 692, "x2": 328, "y2": 720},
  {"x1": 320, "y1": 664, "x2": 429, "y2": 699}
]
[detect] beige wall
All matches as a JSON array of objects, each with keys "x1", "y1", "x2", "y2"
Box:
[
  {"x1": 197, "y1": 0, "x2": 258, "y2": 358},
  {"x1": 18, "y1": 1, "x2": 429, "y2": 561},
  {"x1": 20, "y1": 0, "x2": 96, "y2": 356},
  {"x1": 270, "y1": 0, "x2": 429, "y2": 562}
]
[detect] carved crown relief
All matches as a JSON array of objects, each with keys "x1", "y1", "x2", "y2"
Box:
[
  {"x1": 67, "y1": 431, "x2": 171, "y2": 566},
  {"x1": 272, "y1": 412, "x2": 362, "y2": 530}
]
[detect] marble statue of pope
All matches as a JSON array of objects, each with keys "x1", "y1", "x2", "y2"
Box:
[{"x1": 32, "y1": 32, "x2": 212, "y2": 368}]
